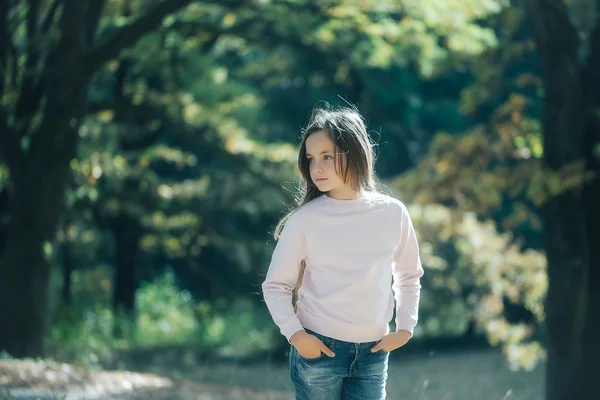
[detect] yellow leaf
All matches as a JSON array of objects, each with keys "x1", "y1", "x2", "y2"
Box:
[
  {"x1": 223, "y1": 12, "x2": 236, "y2": 27},
  {"x1": 183, "y1": 103, "x2": 203, "y2": 125},
  {"x1": 435, "y1": 159, "x2": 450, "y2": 174},
  {"x1": 97, "y1": 110, "x2": 114, "y2": 123}
]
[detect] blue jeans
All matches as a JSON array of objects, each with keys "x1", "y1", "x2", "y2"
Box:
[{"x1": 289, "y1": 329, "x2": 389, "y2": 400}]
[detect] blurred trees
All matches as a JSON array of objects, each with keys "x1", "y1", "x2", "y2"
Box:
[
  {"x1": 391, "y1": 6, "x2": 550, "y2": 370},
  {"x1": 238, "y1": 0, "x2": 505, "y2": 176},
  {"x1": 0, "y1": 0, "x2": 505, "y2": 358},
  {"x1": 0, "y1": 0, "x2": 196, "y2": 358},
  {"x1": 1, "y1": 4, "x2": 598, "y2": 399},
  {"x1": 394, "y1": 0, "x2": 600, "y2": 397}
]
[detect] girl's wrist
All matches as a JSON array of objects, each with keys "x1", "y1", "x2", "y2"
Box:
[{"x1": 290, "y1": 329, "x2": 306, "y2": 345}]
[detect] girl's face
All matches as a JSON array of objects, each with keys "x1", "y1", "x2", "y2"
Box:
[{"x1": 305, "y1": 130, "x2": 358, "y2": 199}]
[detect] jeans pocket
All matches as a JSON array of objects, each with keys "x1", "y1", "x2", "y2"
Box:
[
  {"x1": 295, "y1": 346, "x2": 324, "y2": 361},
  {"x1": 305, "y1": 329, "x2": 336, "y2": 351}
]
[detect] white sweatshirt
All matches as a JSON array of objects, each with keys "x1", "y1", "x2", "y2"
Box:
[{"x1": 262, "y1": 192, "x2": 424, "y2": 343}]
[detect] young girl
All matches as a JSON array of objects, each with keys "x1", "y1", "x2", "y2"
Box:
[{"x1": 262, "y1": 104, "x2": 423, "y2": 400}]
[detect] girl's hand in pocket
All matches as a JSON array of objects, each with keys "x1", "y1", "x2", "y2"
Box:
[
  {"x1": 290, "y1": 330, "x2": 335, "y2": 359},
  {"x1": 370, "y1": 330, "x2": 411, "y2": 353}
]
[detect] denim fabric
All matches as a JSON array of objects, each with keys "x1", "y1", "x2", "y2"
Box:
[{"x1": 289, "y1": 329, "x2": 389, "y2": 400}]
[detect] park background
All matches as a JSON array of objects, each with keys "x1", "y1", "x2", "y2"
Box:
[{"x1": 0, "y1": 1, "x2": 598, "y2": 399}]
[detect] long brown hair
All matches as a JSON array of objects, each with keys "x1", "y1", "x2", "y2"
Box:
[{"x1": 274, "y1": 103, "x2": 378, "y2": 308}]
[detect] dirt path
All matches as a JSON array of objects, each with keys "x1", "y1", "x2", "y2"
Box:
[{"x1": 0, "y1": 359, "x2": 292, "y2": 400}]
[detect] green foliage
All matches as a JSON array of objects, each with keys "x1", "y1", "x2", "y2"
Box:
[
  {"x1": 135, "y1": 271, "x2": 200, "y2": 346},
  {"x1": 386, "y1": 4, "x2": 558, "y2": 372},
  {"x1": 48, "y1": 268, "x2": 275, "y2": 367},
  {"x1": 404, "y1": 202, "x2": 547, "y2": 371},
  {"x1": 49, "y1": 304, "x2": 119, "y2": 367},
  {"x1": 396, "y1": 117, "x2": 591, "y2": 223},
  {"x1": 458, "y1": 6, "x2": 535, "y2": 116},
  {"x1": 277, "y1": 0, "x2": 503, "y2": 76},
  {"x1": 0, "y1": 163, "x2": 8, "y2": 208}
]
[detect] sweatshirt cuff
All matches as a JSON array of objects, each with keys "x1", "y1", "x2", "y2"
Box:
[
  {"x1": 282, "y1": 320, "x2": 305, "y2": 343},
  {"x1": 395, "y1": 325, "x2": 415, "y2": 338}
]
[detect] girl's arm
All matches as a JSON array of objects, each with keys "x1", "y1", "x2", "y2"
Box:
[
  {"x1": 391, "y1": 204, "x2": 424, "y2": 337},
  {"x1": 262, "y1": 214, "x2": 307, "y2": 342}
]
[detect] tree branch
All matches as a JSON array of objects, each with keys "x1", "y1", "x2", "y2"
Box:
[
  {"x1": 26, "y1": 0, "x2": 39, "y2": 39},
  {"x1": 38, "y1": 0, "x2": 62, "y2": 83},
  {"x1": 581, "y1": 0, "x2": 600, "y2": 166},
  {"x1": 15, "y1": 0, "x2": 41, "y2": 129},
  {"x1": 0, "y1": 122, "x2": 24, "y2": 175},
  {"x1": 523, "y1": 0, "x2": 579, "y2": 69},
  {"x1": 58, "y1": 0, "x2": 87, "y2": 50},
  {"x1": 523, "y1": 0, "x2": 584, "y2": 167},
  {"x1": 42, "y1": 0, "x2": 61, "y2": 33},
  {"x1": 0, "y1": 2, "x2": 20, "y2": 159},
  {"x1": 582, "y1": 0, "x2": 600, "y2": 95},
  {"x1": 7, "y1": 36, "x2": 18, "y2": 90},
  {"x1": 25, "y1": 0, "x2": 88, "y2": 161},
  {"x1": 84, "y1": 0, "x2": 192, "y2": 72},
  {"x1": 85, "y1": 0, "x2": 106, "y2": 45},
  {"x1": 0, "y1": 0, "x2": 8, "y2": 98}
]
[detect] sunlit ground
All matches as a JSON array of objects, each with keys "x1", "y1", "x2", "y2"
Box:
[
  {"x1": 0, "y1": 347, "x2": 544, "y2": 399},
  {"x1": 144, "y1": 347, "x2": 543, "y2": 400}
]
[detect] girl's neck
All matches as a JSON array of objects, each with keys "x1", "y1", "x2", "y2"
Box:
[{"x1": 327, "y1": 186, "x2": 365, "y2": 201}]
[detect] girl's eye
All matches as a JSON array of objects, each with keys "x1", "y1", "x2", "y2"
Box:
[
  {"x1": 324, "y1": 155, "x2": 333, "y2": 160},
  {"x1": 307, "y1": 157, "x2": 315, "y2": 163}
]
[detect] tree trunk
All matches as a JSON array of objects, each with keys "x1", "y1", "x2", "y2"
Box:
[
  {"x1": 111, "y1": 214, "x2": 141, "y2": 337},
  {"x1": 523, "y1": 1, "x2": 600, "y2": 398},
  {"x1": 0, "y1": 127, "x2": 79, "y2": 357},
  {"x1": 61, "y1": 241, "x2": 73, "y2": 306},
  {"x1": 0, "y1": 228, "x2": 53, "y2": 357},
  {"x1": 0, "y1": 188, "x2": 8, "y2": 255},
  {"x1": 542, "y1": 171, "x2": 598, "y2": 400},
  {"x1": 578, "y1": 15, "x2": 600, "y2": 393},
  {"x1": 112, "y1": 219, "x2": 140, "y2": 317}
]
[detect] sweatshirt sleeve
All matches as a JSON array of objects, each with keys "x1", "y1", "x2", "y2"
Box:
[
  {"x1": 261, "y1": 213, "x2": 307, "y2": 342},
  {"x1": 392, "y1": 204, "x2": 424, "y2": 336}
]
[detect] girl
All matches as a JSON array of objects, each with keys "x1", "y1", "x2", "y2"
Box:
[{"x1": 262, "y1": 104, "x2": 423, "y2": 400}]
